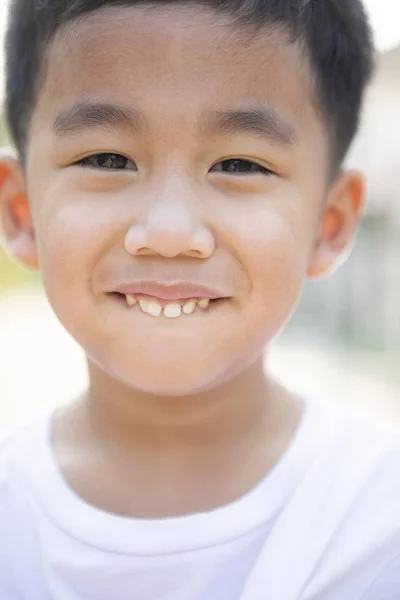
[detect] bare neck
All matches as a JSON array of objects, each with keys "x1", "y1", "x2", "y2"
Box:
[
  {"x1": 83, "y1": 357, "x2": 284, "y2": 451},
  {"x1": 54, "y1": 357, "x2": 303, "y2": 517}
]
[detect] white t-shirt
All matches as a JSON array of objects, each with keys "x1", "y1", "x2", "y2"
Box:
[{"x1": 1, "y1": 398, "x2": 400, "y2": 600}]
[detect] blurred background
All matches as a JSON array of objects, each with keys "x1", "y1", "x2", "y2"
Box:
[{"x1": 0, "y1": 0, "x2": 399, "y2": 435}]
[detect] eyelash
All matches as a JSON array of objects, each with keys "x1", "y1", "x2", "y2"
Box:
[
  {"x1": 77, "y1": 153, "x2": 137, "y2": 171},
  {"x1": 210, "y1": 159, "x2": 272, "y2": 176},
  {"x1": 76, "y1": 153, "x2": 272, "y2": 176}
]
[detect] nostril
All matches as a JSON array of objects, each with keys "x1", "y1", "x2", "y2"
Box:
[
  {"x1": 136, "y1": 247, "x2": 155, "y2": 256},
  {"x1": 187, "y1": 249, "x2": 204, "y2": 259}
]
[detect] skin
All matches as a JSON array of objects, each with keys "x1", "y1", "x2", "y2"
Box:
[{"x1": 0, "y1": 6, "x2": 364, "y2": 518}]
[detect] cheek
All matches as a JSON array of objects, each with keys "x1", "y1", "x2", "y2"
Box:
[
  {"x1": 32, "y1": 196, "x2": 115, "y2": 302},
  {"x1": 234, "y1": 204, "x2": 314, "y2": 332},
  {"x1": 31, "y1": 198, "x2": 116, "y2": 359},
  {"x1": 253, "y1": 218, "x2": 305, "y2": 288}
]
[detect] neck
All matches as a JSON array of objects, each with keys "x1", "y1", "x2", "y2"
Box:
[
  {"x1": 84, "y1": 356, "x2": 278, "y2": 452},
  {"x1": 57, "y1": 357, "x2": 303, "y2": 517}
]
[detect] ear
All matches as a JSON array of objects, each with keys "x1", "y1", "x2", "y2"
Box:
[
  {"x1": 307, "y1": 170, "x2": 365, "y2": 279},
  {"x1": 0, "y1": 150, "x2": 38, "y2": 270}
]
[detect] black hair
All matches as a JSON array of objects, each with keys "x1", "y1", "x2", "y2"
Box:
[{"x1": 5, "y1": 0, "x2": 374, "y2": 165}]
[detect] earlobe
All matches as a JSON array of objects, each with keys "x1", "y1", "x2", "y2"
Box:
[
  {"x1": 0, "y1": 152, "x2": 38, "y2": 270},
  {"x1": 307, "y1": 170, "x2": 365, "y2": 279}
]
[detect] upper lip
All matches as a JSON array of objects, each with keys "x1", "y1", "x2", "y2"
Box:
[{"x1": 112, "y1": 281, "x2": 227, "y2": 301}]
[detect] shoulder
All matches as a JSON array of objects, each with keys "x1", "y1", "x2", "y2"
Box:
[
  {"x1": 0, "y1": 412, "x2": 54, "y2": 509},
  {"x1": 0, "y1": 414, "x2": 56, "y2": 532},
  {"x1": 314, "y1": 401, "x2": 400, "y2": 513},
  {"x1": 0, "y1": 427, "x2": 24, "y2": 502},
  {"x1": 0, "y1": 420, "x2": 39, "y2": 525},
  {"x1": 302, "y1": 401, "x2": 400, "y2": 597},
  {"x1": 331, "y1": 403, "x2": 400, "y2": 482},
  {"x1": 0, "y1": 419, "x2": 36, "y2": 486},
  {"x1": 312, "y1": 399, "x2": 400, "y2": 471},
  {"x1": 0, "y1": 416, "x2": 53, "y2": 595}
]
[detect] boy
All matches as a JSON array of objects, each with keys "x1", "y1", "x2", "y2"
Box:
[{"x1": 0, "y1": 0, "x2": 399, "y2": 598}]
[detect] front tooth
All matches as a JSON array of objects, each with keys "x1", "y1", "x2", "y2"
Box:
[
  {"x1": 139, "y1": 299, "x2": 151, "y2": 314},
  {"x1": 164, "y1": 303, "x2": 182, "y2": 319},
  {"x1": 183, "y1": 300, "x2": 196, "y2": 315},
  {"x1": 197, "y1": 298, "x2": 210, "y2": 310},
  {"x1": 147, "y1": 300, "x2": 162, "y2": 317},
  {"x1": 126, "y1": 295, "x2": 137, "y2": 307}
]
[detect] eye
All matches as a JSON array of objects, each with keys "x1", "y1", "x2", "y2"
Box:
[
  {"x1": 210, "y1": 159, "x2": 272, "y2": 176},
  {"x1": 76, "y1": 153, "x2": 137, "y2": 171}
]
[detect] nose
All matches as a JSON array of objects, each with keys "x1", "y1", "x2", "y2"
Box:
[{"x1": 124, "y1": 185, "x2": 215, "y2": 259}]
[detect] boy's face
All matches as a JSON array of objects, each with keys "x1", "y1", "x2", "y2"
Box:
[{"x1": 0, "y1": 6, "x2": 363, "y2": 395}]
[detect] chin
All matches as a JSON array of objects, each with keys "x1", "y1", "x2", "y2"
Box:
[
  {"x1": 123, "y1": 377, "x2": 218, "y2": 397},
  {"x1": 129, "y1": 362, "x2": 231, "y2": 396},
  {"x1": 93, "y1": 348, "x2": 246, "y2": 397}
]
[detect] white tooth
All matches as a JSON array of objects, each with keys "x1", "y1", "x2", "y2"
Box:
[
  {"x1": 147, "y1": 300, "x2": 162, "y2": 317},
  {"x1": 139, "y1": 299, "x2": 151, "y2": 314},
  {"x1": 126, "y1": 295, "x2": 137, "y2": 307},
  {"x1": 197, "y1": 298, "x2": 210, "y2": 310},
  {"x1": 183, "y1": 300, "x2": 196, "y2": 315},
  {"x1": 164, "y1": 303, "x2": 182, "y2": 319}
]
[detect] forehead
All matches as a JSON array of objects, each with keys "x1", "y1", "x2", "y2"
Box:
[{"x1": 33, "y1": 5, "x2": 325, "y2": 148}]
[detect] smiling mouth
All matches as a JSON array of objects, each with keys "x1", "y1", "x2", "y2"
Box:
[{"x1": 111, "y1": 293, "x2": 225, "y2": 319}]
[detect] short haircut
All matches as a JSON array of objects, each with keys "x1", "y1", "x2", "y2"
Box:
[{"x1": 5, "y1": 0, "x2": 374, "y2": 166}]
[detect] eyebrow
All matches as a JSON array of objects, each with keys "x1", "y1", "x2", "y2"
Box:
[
  {"x1": 53, "y1": 102, "x2": 145, "y2": 136},
  {"x1": 200, "y1": 107, "x2": 297, "y2": 146},
  {"x1": 53, "y1": 101, "x2": 297, "y2": 147}
]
